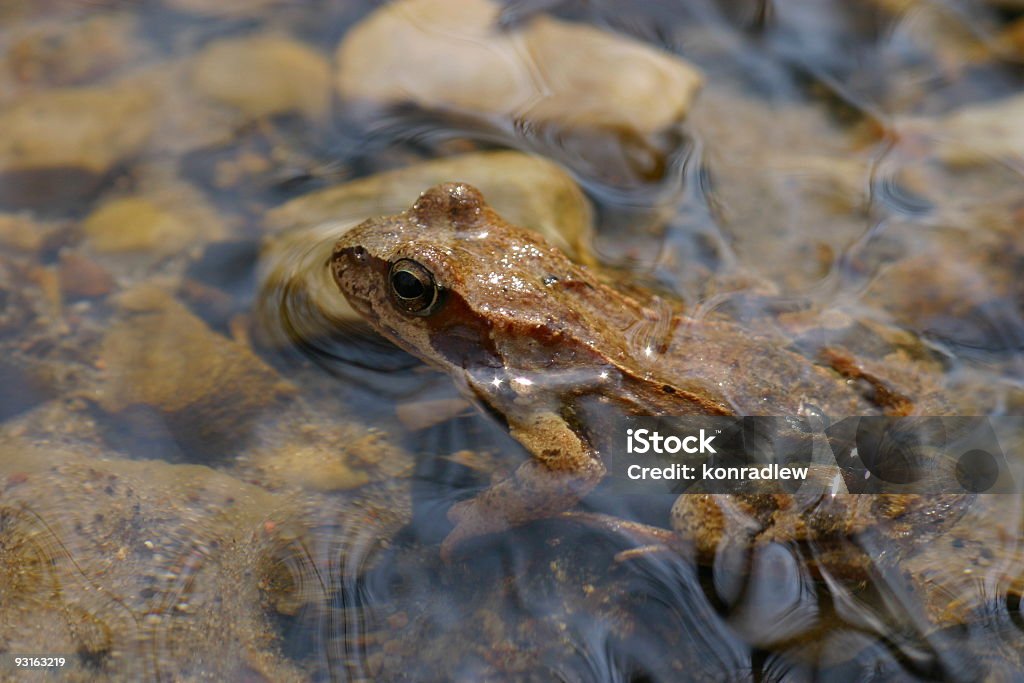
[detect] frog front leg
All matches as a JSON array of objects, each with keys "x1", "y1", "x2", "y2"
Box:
[{"x1": 442, "y1": 411, "x2": 606, "y2": 561}]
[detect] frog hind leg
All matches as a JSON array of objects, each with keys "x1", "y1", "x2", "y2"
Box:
[
  {"x1": 820, "y1": 347, "x2": 916, "y2": 416},
  {"x1": 441, "y1": 411, "x2": 605, "y2": 561}
]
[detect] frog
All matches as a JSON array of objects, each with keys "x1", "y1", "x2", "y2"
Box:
[{"x1": 330, "y1": 182, "x2": 968, "y2": 566}]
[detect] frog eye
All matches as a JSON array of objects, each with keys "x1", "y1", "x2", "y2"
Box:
[{"x1": 389, "y1": 259, "x2": 442, "y2": 315}]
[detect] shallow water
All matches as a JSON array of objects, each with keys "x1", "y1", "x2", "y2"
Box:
[{"x1": 1, "y1": 1, "x2": 1023, "y2": 681}]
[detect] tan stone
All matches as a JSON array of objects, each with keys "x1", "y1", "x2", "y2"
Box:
[
  {"x1": 191, "y1": 34, "x2": 331, "y2": 120},
  {"x1": 97, "y1": 286, "x2": 294, "y2": 450},
  {"x1": 125, "y1": 60, "x2": 242, "y2": 155},
  {"x1": 252, "y1": 443, "x2": 370, "y2": 492},
  {"x1": 59, "y1": 250, "x2": 115, "y2": 300},
  {"x1": 0, "y1": 213, "x2": 46, "y2": 252},
  {"x1": 0, "y1": 82, "x2": 154, "y2": 174},
  {"x1": 2, "y1": 13, "x2": 145, "y2": 87},
  {"x1": 0, "y1": 437, "x2": 309, "y2": 682},
  {"x1": 82, "y1": 197, "x2": 198, "y2": 254},
  {"x1": 928, "y1": 94, "x2": 1024, "y2": 166},
  {"x1": 335, "y1": 0, "x2": 703, "y2": 135},
  {"x1": 686, "y1": 86, "x2": 871, "y2": 293},
  {"x1": 165, "y1": 0, "x2": 289, "y2": 17}
]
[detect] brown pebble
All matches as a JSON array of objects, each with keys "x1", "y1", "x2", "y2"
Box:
[
  {"x1": 386, "y1": 612, "x2": 409, "y2": 630},
  {"x1": 27, "y1": 264, "x2": 62, "y2": 313},
  {"x1": 6, "y1": 472, "x2": 29, "y2": 489},
  {"x1": 395, "y1": 397, "x2": 472, "y2": 431},
  {"x1": 60, "y1": 250, "x2": 115, "y2": 299},
  {"x1": 178, "y1": 279, "x2": 234, "y2": 323}
]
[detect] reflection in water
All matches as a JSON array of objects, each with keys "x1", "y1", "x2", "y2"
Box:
[{"x1": 1, "y1": 0, "x2": 1023, "y2": 680}]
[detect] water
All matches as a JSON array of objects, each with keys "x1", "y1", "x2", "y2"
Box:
[{"x1": 1, "y1": 1, "x2": 1023, "y2": 681}]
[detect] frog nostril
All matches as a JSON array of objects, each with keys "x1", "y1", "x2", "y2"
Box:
[
  {"x1": 333, "y1": 245, "x2": 366, "y2": 268},
  {"x1": 340, "y1": 246, "x2": 366, "y2": 266}
]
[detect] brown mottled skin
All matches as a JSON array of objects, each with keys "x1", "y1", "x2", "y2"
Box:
[{"x1": 332, "y1": 183, "x2": 964, "y2": 565}]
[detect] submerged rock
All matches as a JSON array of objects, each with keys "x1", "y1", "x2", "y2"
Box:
[
  {"x1": 245, "y1": 421, "x2": 414, "y2": 493},
  {"x1": 928, "y1": 94, "x2": 1024, "y2": 167},
  {"x1": 82, "y1": 197, "x2": 196, "y2": 254},
  {"x1": 0, "y1": 82, "x2": 154, "y2": 209},
  {"x1": 190, "y1": 34, "x2": 331, "y2": 121},
  {"x1": 95, "y1": 286, "x2": 294, "y2": 456},
  {"x1": 58, "y1": 250, "x2": 116, "y2": 300},
  {"x1": 336, "y1": 0, "x2": 702, "y2": 132},
  {"x1": 0, "y1": 257, "x2": 44, "y2": 336},
  {"x1": 335, "y1": 0, "x2": 703, "y2": 184},
  {"x1": 0, "y1": 265, "x2": 62, "y2": 422},
  {"x1": 0, "y1": 438, "x2": 310, "y2": 682},
  {"x1": 861, "y1": 222, "x2": 1024, "y2": 355},
  {"x1": 0, "y1": 212, "x2": 51, "y2": 252},
  {"x1": 81, "y1": 179, "x2": 227, "y2": 257},
  {"x1": 164, "y1": 0, "x2": 292, "y2": 18},
  {"x1": 2, "y1": 12, "x2": 146, "y2": 87},
  {"x1": 686, "y1": 86, "x2": 872, "y2": 294}
]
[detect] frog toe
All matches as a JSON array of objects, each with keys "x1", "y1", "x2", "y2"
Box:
[{"x1": 440, "y1": 499, "x2": 512, "y2": 562}]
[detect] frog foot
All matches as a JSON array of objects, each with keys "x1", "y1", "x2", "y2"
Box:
[
  {"x1": 440, "y1": 458, "x2": 604, "y2": 562},
  {"x1": 440, "y1": 497, "x2": 513, "y2": 563},
  {"x1": 556, "y1": 512, "x2": 683, "y2": 562}
]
